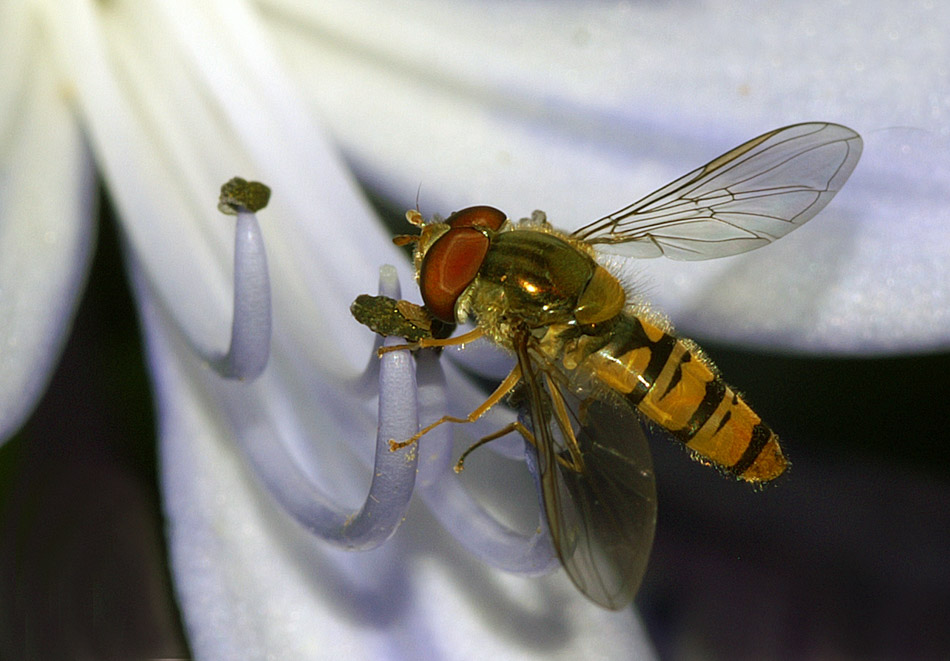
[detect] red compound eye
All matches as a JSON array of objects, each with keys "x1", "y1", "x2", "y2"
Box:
[
  {"x1": 420, "y1": 227, "x2": 490, "y2": 322},
  {"x1": 445, "y1": 206, "x2": 506, "y2": 232}
]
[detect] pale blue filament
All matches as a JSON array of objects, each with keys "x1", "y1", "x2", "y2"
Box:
[{"x1": 213, "y1": 209, "x2": 271, "y2": 380}]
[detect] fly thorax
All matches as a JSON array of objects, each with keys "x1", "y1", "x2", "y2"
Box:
[{"x1": 477, "y1": 230, "x2": 597, "y2": 328}]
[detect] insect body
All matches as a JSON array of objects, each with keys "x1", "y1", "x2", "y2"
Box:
[{"x1": 369, "y1": 123, "x2": 862, "y2": 609}]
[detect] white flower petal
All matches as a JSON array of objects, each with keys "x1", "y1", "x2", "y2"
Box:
[
  {"x1": 46, "y1": 0, "x2": 410, "y2": 374},
  {"x1": 45, "y1": 0, "x2": 402, "y2": 509},
  {"x1": 266, "y1": 0, "x2": 950, "y2": 354},
  {"x1": 0, "y1": 5, "x2": 95, "y2": 441}
]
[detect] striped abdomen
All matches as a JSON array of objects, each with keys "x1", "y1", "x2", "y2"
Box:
[{"x1": 581, "y1": 314, "x2": 787, "y2": 482}]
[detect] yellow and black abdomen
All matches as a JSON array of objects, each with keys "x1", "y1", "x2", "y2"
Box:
[{"x1": 583, "y1": 314, "x2": 787, "y2": 482}]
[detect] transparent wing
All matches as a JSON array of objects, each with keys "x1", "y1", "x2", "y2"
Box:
[
  {"x1": 514, "y1": 338, "x2": 657, "y2": 610},
  {"x1": 572, "y1": 122, "x2": 862, "y2": 260}
]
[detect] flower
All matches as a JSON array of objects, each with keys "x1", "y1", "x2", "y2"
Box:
[{"x1": 1, "y1": 0, "x2": 948, "y2": 659}]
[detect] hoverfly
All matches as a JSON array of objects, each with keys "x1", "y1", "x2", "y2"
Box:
[{"x1": 356, "y1": 123, "x2": 862, "y2": 609}]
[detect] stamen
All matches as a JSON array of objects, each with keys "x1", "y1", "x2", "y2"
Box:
[
  {"x1": 330, "y1": 268, "x2": 420, "y2": 548},
  {"x1": 233, "y1": 266, "x2": 419, "y2": 550},
  {"x1": 333, "y1": 333, "x2": 420, "y2": 548},
  {"x1": 354, "y1": 265, "x2": 401, "y2": 395},
  {"x1": 213, "y1": 178, "x2": 272, "y2": 380}
]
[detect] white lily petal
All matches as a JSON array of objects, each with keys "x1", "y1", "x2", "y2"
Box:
[
  {"x1": 46, "y1": 0, "x2": 406, "y2": 379},
  {"x1": 45, "y1": 0, "x2": 395, "y2": 507},
  {"x1": 266, "y1": 0, "x2": 950, "y2": 354},
  {"x1": 0, "y1": 5, "x2": 95, "y2": 441}
]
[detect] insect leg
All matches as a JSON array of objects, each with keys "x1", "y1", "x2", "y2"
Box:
[
  {"x1": 543, "y1": 373, "x2": 586, "y2": 473},
  {"x1": 453, "y1": 406, "x2": 582, "y2": 475},
  {"x1": 377, "y1": 327, "x2": 485, "y2": 356},
  {"x1": 388, "y1": 364, "x2": 521, "y2": 451},
  {"x1": 453, "y1": 420, "x2": 535, "y2": 473}
]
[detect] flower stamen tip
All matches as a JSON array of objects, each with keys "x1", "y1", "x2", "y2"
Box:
[{"x1": 218, "y1": 177, "x2": 272, "y2": 214}]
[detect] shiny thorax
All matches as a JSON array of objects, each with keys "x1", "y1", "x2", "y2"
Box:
[
  {"x1": 540, "y1": 314, "x2": 787, "y2": 482},
  {"x1": 463, "y1": 229, "x2": 626, "y2": 342}
]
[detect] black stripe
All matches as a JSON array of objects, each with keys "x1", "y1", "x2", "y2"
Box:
[
  {"x1": 613, "y1": 316, "x2": 653, "y2": 355},
  {"x1": 660, "y1": 353, "x2": 690, "y2": 399},
  {"x1": 730, "y1": 423, "x2": 772, "y2": 476},
  {"x1": 714, "y1": 410, "x2": 732, "y2": 434},
  {"x1": 626, "y1": 323, "x2": 677, "y2": 405},
  {"x1": 678, "y1": 378, "x2": 727, "y2": 441}
]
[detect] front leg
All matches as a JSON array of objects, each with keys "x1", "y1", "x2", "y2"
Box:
[
  {"x1": 388, "y1": 365, "x2": 521, "y2": 450},
  {"x1": 378, "y1": 326, "x2": 486, "y2": 356}
]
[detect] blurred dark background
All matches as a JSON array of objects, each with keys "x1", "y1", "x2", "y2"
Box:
[
  {"x1": 640, "y1": 342, "x2": 950, "y2": 660},
  {"x1": 0, "y1": 192, "x2": 947, "y2": 660},
  {"x1": 0, "y1": 192, "x2": 188, "y2": 660}
]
